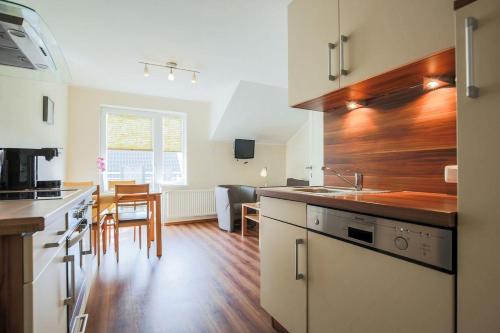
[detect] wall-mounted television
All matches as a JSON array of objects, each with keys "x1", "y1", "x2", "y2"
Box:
[{"x1": 234, "y1": 139, "x2": 255, "y2": 159}]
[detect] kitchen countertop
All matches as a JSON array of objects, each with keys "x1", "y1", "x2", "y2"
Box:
[
  {"x1": 256, "y1": 187, "x2": 457, "y2": 228},
  {"x1": 0, "y1": 186, "x2": 96, "y2": 235}
]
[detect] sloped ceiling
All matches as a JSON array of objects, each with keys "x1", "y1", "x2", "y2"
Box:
[{"x1": 211, "y1": 81, "x2": 308, "y2": 144}]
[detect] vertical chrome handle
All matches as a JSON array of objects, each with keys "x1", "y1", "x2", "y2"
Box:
[
  {"x1": 465, "y1": 17, "x2": 479, "y2": 98},
  {"x1": 340, "y1": 35, "x2": 349, "y2": 76},
  {"x1": 295, "y1": 239, "x2": 304, "y2": 280},
  {"x1": 64, "y1": 255, "x2": 75, "y2": 306},
  {"x1": 328, "y1": 42, "x2": 337, "y2": 81}
]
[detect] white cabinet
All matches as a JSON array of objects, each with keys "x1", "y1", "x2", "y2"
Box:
[
  {"x1": 260, "y1": 196, "x2": 307, "y2": 227},
  {"x1": 338, "y1": 0, "x2": 454, "y2": 88},
  {"x1": 308, "y1": 231, "x2": 454, "y2": 333},
  {"x1": 288, "y1": 0, "x2": 339, "y2": 106},
  {"x1": 456, "y1": 0, "x2": 500, "y2": 331},
  {"x1": 260, "y1": 216, "x2": 307, "y2": 333},
  {"x1": 24, "y1": 243, "x2": 67, "y2": 333},
  {"x1": 288, "y1": 0, "x2": 454, "y2": 105}
]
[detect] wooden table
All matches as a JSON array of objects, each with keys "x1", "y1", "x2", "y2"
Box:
[
  {"x1": 241, "y1": 202, "x2": 260, "y2": 236},
  {"x1": 100, "y1": 192, "x2": 163, "y2": 257}
]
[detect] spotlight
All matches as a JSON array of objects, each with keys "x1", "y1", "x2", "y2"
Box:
[{"x1": 346, "y1": 100, "x2": 367, "y2": 111}]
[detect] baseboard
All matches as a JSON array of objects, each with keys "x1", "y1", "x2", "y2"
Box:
[{"x1": 164, "y1": 217, "x2": 217, "y2": 226}]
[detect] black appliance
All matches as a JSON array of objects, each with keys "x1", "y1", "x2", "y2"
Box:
[
  {"x1": 0, "y1": 148, "x2": 60, "y2": 190},
  {"x1": 234, "y1": 139, "x2": 255, "y2": 159}
]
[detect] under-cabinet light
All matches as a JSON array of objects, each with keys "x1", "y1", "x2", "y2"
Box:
[{"x1": 346, "y1": 100, "x2": 367, "y2": 111}]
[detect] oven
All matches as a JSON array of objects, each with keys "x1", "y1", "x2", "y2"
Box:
[{"x1": 66, "y1": 199, "x2": 92, "y2": 333}]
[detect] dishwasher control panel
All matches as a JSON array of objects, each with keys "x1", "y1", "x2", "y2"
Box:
[{"x1": 307, "y1": 205, "x2": 454, "y2": 272}]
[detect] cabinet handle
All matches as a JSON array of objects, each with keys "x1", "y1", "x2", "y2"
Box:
[
  {"x1": 465, "y1": 17, "x2": 479, "y2": 98},
  {"x1": 44, "y1": 229, "x2": 71, "y2": 248},
  {"x1": 73, "y1": 314, "x2": 89, "y2": 333},
  {"x1": 63, "y1": 255, "x2": 75, "y2": 306},
  {"x1": 295, "y1": 239, "x2": 304, "y2": 280},
  {"x1": 328, "y1": 42, "x2": 337, "y2": 81},
  {"x1": 340, "y1": 35, "x2": 349, "y2": 76}
]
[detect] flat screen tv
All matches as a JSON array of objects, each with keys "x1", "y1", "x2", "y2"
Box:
[{"x1": 234, "y1": 139, "x2": 255, "y2": 159}]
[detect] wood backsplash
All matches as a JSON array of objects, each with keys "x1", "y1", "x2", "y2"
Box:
[{"x1": 323, "y1": 86, "x2": 457, "y2": 195}]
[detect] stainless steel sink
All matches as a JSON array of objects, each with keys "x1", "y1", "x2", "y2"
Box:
[{"x1": 291, "y1": 187, "x2": 388, "y2": 196}]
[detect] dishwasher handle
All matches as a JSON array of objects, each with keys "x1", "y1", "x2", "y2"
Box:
[{"x1": 295, "y1": 239, "x2": 305, "y2": 280}]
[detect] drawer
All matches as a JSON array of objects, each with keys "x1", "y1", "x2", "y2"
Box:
[
  {"x1": 24, "y1": 213, "x2": 68, "y2": 283},
  {"x1": 260, "y1": 196, "x2": 307, "y2": 227}
]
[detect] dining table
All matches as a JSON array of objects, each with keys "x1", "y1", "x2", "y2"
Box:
[{"x1": 99, "y1": 191, "x2": 163, "y2": 257}]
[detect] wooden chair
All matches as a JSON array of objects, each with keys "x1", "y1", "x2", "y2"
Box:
[
  {"x1": 113, "y1": 184, "x2": 153, "y2": 262},
  {"x1": 106, "y1": 180, "x2": 139, "y2": 244},
  {"x1": 63, "y1": 181, "x2": 104, "y2": 265}
]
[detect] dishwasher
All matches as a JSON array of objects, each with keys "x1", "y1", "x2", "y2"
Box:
[{"x1": 307, "y1": 205, "x2": 455, "y2": 333}]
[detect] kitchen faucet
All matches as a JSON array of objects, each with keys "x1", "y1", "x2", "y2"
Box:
[{"x1": 321, "y1": 166, "x2": 363, "y2": 191}]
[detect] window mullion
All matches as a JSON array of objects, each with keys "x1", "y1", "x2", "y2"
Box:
[{"x1": 153, "y1": 114, "x2": 163, "y2": 192}]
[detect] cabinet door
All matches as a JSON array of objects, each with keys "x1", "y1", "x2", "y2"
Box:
[
  {"x1": 260, "y1": 217, "x2": 307, "y2": 333},
  {"x1": 24, "y1": 244, "x2": 67, "y2": 333},
  {"x1": 456, "y1": 1, "x2": 500, "y2": 331},
  {"x1": 288, "y1": 0, "x2": 339, "y2": 106},
  {"x1": 308, "y1": 231, "x2": 454, "y2": 333},
  {"x1": 338, "y1": 0, "x2": 454, "y2": 88}
]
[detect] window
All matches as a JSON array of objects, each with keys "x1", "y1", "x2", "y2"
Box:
[{"x1": 100, "y1": 106, "x2": 187, "y2": 191}]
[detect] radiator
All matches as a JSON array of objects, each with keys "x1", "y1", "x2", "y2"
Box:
[{"x1": 162, "y1": 189, "x2": 216, "y2": 222}]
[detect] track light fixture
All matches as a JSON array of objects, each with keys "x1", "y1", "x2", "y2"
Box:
[{"x1": 139, "y1": 60, "x2": 199, "y2": 83}]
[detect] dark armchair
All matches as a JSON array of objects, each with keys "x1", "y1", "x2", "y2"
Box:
[{"x1": 215, "y1": 185, "x2": 257, "y2": 232}]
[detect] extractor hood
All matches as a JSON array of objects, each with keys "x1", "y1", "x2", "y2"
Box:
[{"x1": 0, "y1": 1, "x2": 69, "y2": 81}]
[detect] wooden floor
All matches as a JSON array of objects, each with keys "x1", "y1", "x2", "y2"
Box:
[{"x1": 85, "y1": 221, "x2": 275, "y2": 333}]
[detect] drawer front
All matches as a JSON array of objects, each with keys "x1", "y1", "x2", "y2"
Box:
[
  {"x1": 260, "y1": 196, "x2": 307, "y2": 227},
  {"x1": 24, "y1": 244, "x2": 68, "y2": 333},
  {"x1": 24, "y1": 214, "x2": 67, "y2": 283}
]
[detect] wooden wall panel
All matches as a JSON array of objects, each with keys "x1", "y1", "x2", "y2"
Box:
[{"x1": 324, "y1": 86, "x2": 457, "y2": 194}]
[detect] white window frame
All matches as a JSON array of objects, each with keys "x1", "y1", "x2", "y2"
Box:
[{"x1": 99, "y1": 105, "x2": 187, "y2": 192}]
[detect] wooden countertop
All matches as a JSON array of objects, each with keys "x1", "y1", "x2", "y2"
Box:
[
  {"x1": 0, "y1": 186, "x2": 96, "y2": 235},
  {"x1": 256, "y1": 187, "x2": 457, "y2": 228}
]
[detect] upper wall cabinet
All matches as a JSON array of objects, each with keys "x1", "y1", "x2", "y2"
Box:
[
  {"x1": 288, "y1": 0, "x2": 454, "y2": 107},
  {"x1": 288, "y1": 0, "x2": 340, "y2": 107}
]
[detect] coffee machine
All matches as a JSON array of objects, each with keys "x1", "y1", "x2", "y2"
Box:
[{"x1": 0, "y1": 148, "x2": 60, "y2": 191}]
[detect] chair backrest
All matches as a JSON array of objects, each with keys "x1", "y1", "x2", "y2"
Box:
[
  {"x1": 108, "y1": 180, "x2": 136, "y2": 191},
  {"x1": 114, "y1": 184, "x2": 150, "y2": 221}
]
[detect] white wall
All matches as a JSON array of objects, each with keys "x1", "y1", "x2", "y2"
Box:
[
  {"x1": 0, "y1": 75, "x2": 68, "y2": 180},
  {"x1": 66, "y1": 86, "x2": 286, "y2": 189}
]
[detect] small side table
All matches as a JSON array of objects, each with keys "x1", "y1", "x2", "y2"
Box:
[{"x1": 241, "y1": 202, "x2": 261, "y2": 236}]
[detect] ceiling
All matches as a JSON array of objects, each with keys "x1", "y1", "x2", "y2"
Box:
[
  {"x1": 17, "y1": 0, "x2": 291, "y2": 102},
  {"x1": 212, "y1": 81, "x2": 308, "y2": 144}
]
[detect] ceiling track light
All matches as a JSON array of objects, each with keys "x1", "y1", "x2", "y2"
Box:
[{"x1": 139, "y1": 60, "x2": 200, "y2": 83}]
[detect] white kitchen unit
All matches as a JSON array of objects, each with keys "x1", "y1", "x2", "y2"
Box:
[
  {"x1": 260, "y1": 198, "x2": 307, "y2": 333},
  {"x1": 288, "y1": 0, "x2": 339, "y2": 106},
  {"x1": 456, "y1": 0, "x2": 500, "y2": 331},
  {"x1": 308, "y1": 231, "x2": 454, "y2": 333},
  {"x1": 337, "y1": 0, "x2": 454, "y2": 88},
  {"x1": 260, "y1": 197, "x2": 455, "y2": 333},
  {"x1": 288, "y1": 0, "x2": 454, "y2": 105},
  {"x1": 307, "y1": 206, "x2": 455, "y2": 333}
]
